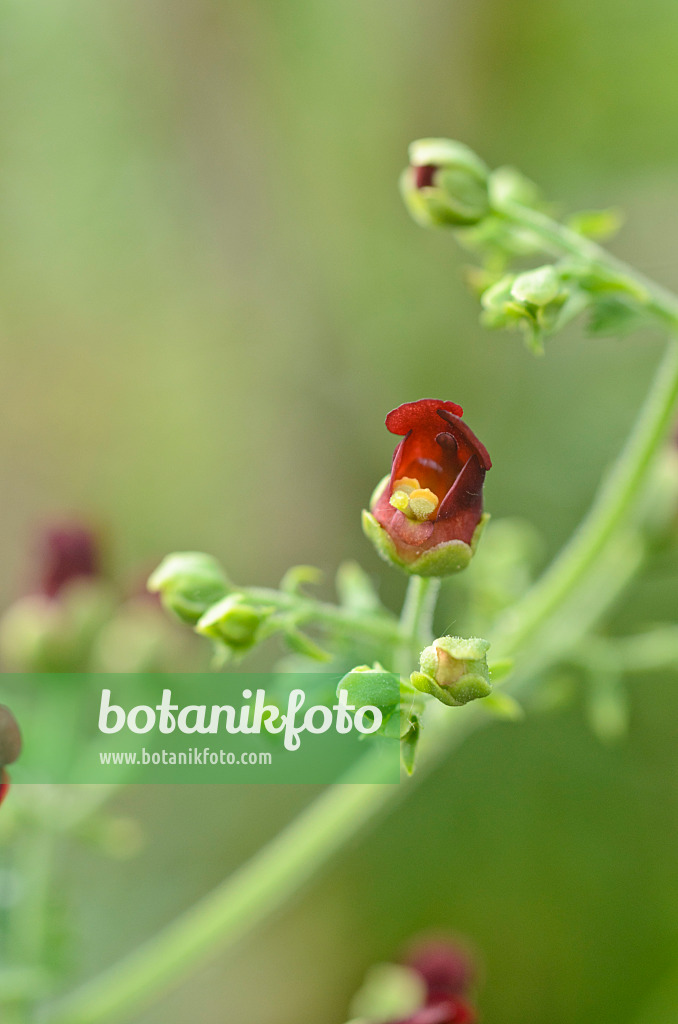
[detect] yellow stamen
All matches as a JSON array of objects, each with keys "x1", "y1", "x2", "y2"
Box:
[
  {"x1": 408, "y1": 488, "x2": 439, "y2": 521},
  {"x1": 389, "y1": 489, "x2": 411, "y2": 512},
  {"x1": 392, "y1": 476, "x2": 420, "y2": 496}
]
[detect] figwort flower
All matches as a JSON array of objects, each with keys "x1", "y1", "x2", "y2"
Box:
[
  {"x1": 363, "y1": 400, "x2": 491, "y2": 576},
  {"x1": 36, "y1": 523, "x2": 101, "y2": 598}
]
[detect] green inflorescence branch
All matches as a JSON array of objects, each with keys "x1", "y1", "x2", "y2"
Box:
[{"x1": 39, "y1": 145, "x2": 678, "y2": 1024}]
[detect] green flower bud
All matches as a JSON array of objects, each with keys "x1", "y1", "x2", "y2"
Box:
[
  {"x1": 148, "y1": 552, "x2": 229, "y2": 625},
  {"x1": 412, "y1": 636, "x2": 491, "y2": 707},
  {"x1": 510, "y1": 266, "x2": 561, "y2": 307},
  {"x1": 337, "y1": 665, "x2": 400, "y2": 714},
  {"x1": 196, "y1": 594, "x2": 272, "y2": 653},
  {"x1": 401, "y1": 138, "x2": 490, "y2": 228}
]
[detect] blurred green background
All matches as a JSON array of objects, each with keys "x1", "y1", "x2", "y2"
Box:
[{"x1": 2, "y1": 0, "x2": 678, "y2": 1021}]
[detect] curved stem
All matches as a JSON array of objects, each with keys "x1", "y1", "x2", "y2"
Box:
[{"x1": 491, "y1": 336, "x2": 678, "y2": 657}]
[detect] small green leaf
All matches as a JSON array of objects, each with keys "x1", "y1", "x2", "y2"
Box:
[
  {"x1": 567, "y1": 208, "x2": 624, "y2": 241},
  {"x1": 481, "y1": 691, "x2": 524, "y2": 720},
  {"x1": 279, "y1": 565, "x2": 323, "y2": 595},
  {"x1": 587, "y1": 297, "x2": 648, "y2": 338}
]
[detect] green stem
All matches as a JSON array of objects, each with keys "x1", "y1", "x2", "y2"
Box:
[
  {"x1": 244, "y1": 587, "x2": 403, "y2": 646},
  {"x1": 397, "y1": 576, "x2": 440, "y2": 675},
  {"x1": 490, "y1": 336, "x2": 678, "y2": 657}
]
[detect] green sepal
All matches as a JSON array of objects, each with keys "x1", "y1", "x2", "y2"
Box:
[
  {"x1": 410, "y1": 669, "x2": 491, "y2": 707},
  {"x1": 148, "y1": 552, "x2": 230, "y2": 625},
  {"x1": 361, "y1": 510, "x2": 489, "y2": 578},
  {"x1": 400, "y1": 717, "x2": 421, "y2": 775},
  {"x1": 336, "y1": 665, "x2": 400, "y2": 714}
]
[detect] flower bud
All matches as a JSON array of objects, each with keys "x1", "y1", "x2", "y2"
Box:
[
  {"x1": 510, "y1": 265, "x2": 561, "y2": 306},
  {"x1": 196, "y1": 593, "x2": 272, "y2": 654},
  {"x1": 337, "y1": 665, "x2": 400, "y2": 715},
  {"x1": 363, "y1": 400, "x2": 491, "y2": 577},
  {"x1": 0, "y1": 706, "x2": 22, "y2": 768},
  {"x1": 402, "y1": 937, "x2": 474, "y2": 1000},
  {"x1": 147, "y1": 552, "x2": 229, "y2": 625},
  {"x1": 34, "y1": 523, "x2": 101, "y2": 598},
  {"x1": 412, "y1": 636, "x2": 491, "y2": 707},
  {"x1": 401, "y1": 139, "x2": 490, "y2": 228}
]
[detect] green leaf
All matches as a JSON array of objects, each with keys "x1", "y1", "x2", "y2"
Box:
[
  {"x1": 279, "y1": 565, "x2": 323, "y2": 595},
  {"x1": 335, "y1": 561, "x2": 382, "y2": 613},
  {"x1": 567, "y1": 207, "x2": 624, "y2": 241},
  {"x1": 587, "y1": 297, "x2": 649, "y2": 338}
]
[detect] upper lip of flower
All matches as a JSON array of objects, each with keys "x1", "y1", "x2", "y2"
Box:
[{"x1": 385, "y1": 399, "x2": 491, "y2": 524}]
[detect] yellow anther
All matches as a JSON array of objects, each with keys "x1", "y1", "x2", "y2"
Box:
[
  {"x1": 408, "y1": 488, "x2": 439, "y2": 521},
  {"x1": 392, "y1": 476, "x2": 420, "y2": 496},
  {"x1": 389, "y1": 489, "x2": 411, "y2": 512}
]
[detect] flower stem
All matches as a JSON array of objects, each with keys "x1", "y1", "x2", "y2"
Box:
[
  {"x1": 491, "y1": 335, "x2": 678, "y2": 657},
  {"x1": 244, "y1": 587, "x2": 403, "y2": 646},
  {"x1": 397, "y1": 576, "x2": 440, "y2": 675}
]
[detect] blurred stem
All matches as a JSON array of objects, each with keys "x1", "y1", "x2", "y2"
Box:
[
  {"x1": 490, "y1": 336, "x2": 678, "y2": 656},
  {"x1": 494, "y1": 198, "x2": 678, "y2": 330},
  {"x1": 397, "y1": 576, "x2": 440, "y2": 675},
  {"x1": 244, "y1": 587, "x2": 403, "y2": 646}
]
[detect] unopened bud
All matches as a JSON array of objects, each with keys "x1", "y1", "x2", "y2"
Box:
[
  {"x1": 401, "y1": 138, "x2": 490, "y2": 228},
  {"x1": 510, "y1": 266, "x2": 561, "y2": 307},
  {"x1": 196, "y1": 594, "x2": 272, "y2": 653},
  {"x1": 148, "y1": 552, "x2": 229, "y2": 625},
  {"x1": 412, "y1": 636, "x2": 491, "y2": 707}
]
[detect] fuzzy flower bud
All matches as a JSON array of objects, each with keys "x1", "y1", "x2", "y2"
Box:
[
  {"x1": 412, "y1": 636, "x2": 491, "y2": 707},
  {"x1": 35, "y1": 523, "x2": 101, "y2": 598},
  {"x1": 148, "y1": 552, "x2": 230, "y2": 625},
  {"x1": 401, "y1": 139, "x2": 490, "y2": 228},
  {"x1": 196, "y1": 593, "x2": 273, "y2": 654}
]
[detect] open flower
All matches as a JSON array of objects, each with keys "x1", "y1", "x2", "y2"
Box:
[{"x1": 363, "y1": 400, "x2": 491, "y2": 576}]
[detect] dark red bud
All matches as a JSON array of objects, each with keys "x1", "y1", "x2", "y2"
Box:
[
  {"x1": 414, "y1": 164, "x2": 438, "y2": 189},
  {"x1": 35, "y1": 523, "x2": 101, "y2": 598},
  {"x1": 403, "y1": 938, "x2": 475, "y2": 999},
  {"x1": 0, "y1": 705, "x2": 22, "y2": 767}
]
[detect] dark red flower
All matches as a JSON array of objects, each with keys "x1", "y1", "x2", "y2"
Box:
[
  {"x1": 404, "y1": 938, "x2": 474, "y2": 1000},
  {"x1": 35, "y1": 523, "x2": 101, "y2": 598},
  {"x1": 363, "y1": 400, "x2": 491, "y2": 576},
  {"x1": 394, "y1": 996, "x2": 476, "y2": 1024}
]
